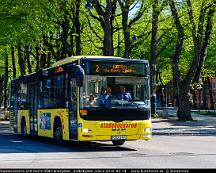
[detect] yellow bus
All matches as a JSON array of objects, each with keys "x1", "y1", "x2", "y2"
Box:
[{"x1": 10, "y1": 56, "x2": 152, "y2": 146}]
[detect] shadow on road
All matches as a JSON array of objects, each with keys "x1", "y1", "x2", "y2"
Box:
[{"x1": 0, "y1": 120, "x2": 136, "y2": 154}]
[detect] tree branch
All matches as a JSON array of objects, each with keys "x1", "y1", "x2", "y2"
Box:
[{"x1": 85, "y1": 13, "x2": 103, "y2": 42}]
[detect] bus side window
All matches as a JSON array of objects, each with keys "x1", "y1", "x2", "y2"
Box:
[
  {"x1": 18, "y1": 83, "x2": 27, "y2": 109},
  {"x1": 54, "y1": 75, "x2": 65, "y2": 107},
  {"x1": 38, "y1": 81, "x2": 43, "y2": 108},
  {"x1": 42, "y1": 78, "x2": 54, "y2": 108}
]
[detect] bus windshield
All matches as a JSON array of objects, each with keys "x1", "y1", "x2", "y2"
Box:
[{"x1": 80, "y1": 75, "x2": 150, "y2": 121}]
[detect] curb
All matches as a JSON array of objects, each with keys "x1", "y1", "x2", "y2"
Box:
[{"x1": 153, "y1": 132, "x2": 216, "y2": 136}]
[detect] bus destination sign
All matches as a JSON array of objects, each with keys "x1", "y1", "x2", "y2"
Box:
[
  {"x1": 96, "y1": 64, "x2": 136, "y2": 74},
  {"x1": 88, "y1": 61, "x2": 147, "y2": 76}
]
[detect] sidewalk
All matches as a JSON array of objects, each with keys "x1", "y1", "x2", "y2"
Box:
[{"x1": 152, "y1": 111, "x2": 216, "y2": 136}]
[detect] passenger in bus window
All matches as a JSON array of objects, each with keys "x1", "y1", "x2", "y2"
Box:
[
  {"x1": 88, "y1": 94, "x2": 96, "y2": 107},
  {"x1": 105, "y1": 87, "x2": 112, "y2": 100},
  {"x1": 116, "y1": 85, "x2": 132, "y2": 101}
]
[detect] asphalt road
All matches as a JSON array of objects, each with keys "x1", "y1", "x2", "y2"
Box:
[{"x1": 0, "y1": 121, "x2": 216, "y2": 169}]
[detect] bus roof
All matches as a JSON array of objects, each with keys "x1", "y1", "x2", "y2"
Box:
[
  {"x1": 11, "y1": 56, "x2": 148, "y2": 83},
  {"x1": 52, "y1": 56, "x2": 148, "y2": 67}
]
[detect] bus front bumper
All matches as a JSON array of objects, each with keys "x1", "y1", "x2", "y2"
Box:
[{"x1": 79, "y1": 133, "x2": 152, "y2": 141}]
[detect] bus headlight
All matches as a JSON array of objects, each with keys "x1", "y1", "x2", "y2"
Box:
[
  {"x1": 144, "y1": 128, "x2": 151, "y2": 132},
  {"x1": 143, "y1": 134, "x2": 151, "y2": 138}
]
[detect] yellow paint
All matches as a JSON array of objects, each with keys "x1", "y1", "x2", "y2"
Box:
[
  {"x1": 37, "y1": 109, "x2": 69, "y2": 140},
  {"x1": 77, "y1": 117, "x2": 152, "y2": 141},
  {"x1": 15, "y1": 108, "x2": 151, "y2": 142},
  {"x1": 17, "y1": 110, "x2": 30, "y2": 135}
]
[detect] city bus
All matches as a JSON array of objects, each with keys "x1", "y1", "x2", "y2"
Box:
[{"x1": 10, "y1": 56, "x2": 152, "y2": 146}]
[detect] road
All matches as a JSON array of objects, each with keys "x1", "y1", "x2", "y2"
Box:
[{"x1": 0, "y1": 121, "x2": 216, "y2": 169}]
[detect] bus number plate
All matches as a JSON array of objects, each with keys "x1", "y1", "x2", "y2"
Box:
[{"x1": 111, "y1": 136, "x2": 126, "y2": 140}]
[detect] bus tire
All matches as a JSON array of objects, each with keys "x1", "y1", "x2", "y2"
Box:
[
  {"x1": 54, "y1": 120, "x2": 63, "y2": 145},
  {"x1": 21, "y1": 118, "x2": 27, "y2": 138},
  {"x1": 112, "y1": 140, "x2": 125, "y2": 146}
]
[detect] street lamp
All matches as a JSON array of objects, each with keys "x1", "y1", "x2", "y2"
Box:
[
  {"x1": 85, "y1": 1, "x2": 93, "y2": 9},
  {"x1": 132, "y1": 35, "x2": 138, "y2": 42}
]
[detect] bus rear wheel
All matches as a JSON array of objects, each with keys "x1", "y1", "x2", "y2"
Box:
[
  {"x1": 54, "y1": 121, "x2": 63, "y2": 145},
  {"x1": 112, "y1": 140, "x2": 125, "y2": 146}
]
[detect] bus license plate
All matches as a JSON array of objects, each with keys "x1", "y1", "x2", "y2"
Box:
[{"x1": 111, "y1": 136, "x2": 126, "y2": 140}]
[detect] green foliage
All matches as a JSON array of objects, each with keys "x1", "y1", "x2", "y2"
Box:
[{"x1": 0, "y1": 0, "x2": 215, "y2": 84}]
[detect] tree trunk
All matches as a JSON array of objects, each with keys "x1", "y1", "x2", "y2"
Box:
[
  {"x1": 193, "y1": 6, "x2": 216, "y2": 84},
  {"x1": 207, "y1": 76, "x2": 214, "y2": 110},
  {"x1": 46, "y1": 52, "x2": 52, "y2": 68},
  {"x1": 35, "y1": 45, "x2": 40, "y2": 71},
  {"x1": 69, "y1": 30, "x2": 74, "y2": 57},
  {"x1": 60, "y1": 17, "x2": 70, "y2": 60},
  {"x1": 3, "y1": 55, "x2": 8, "y2": 110},
  {"x1": 120, "y1": 2, "x2": 130, "y2": 58},
  {"x1": 17, "y1": 45, "x2": 26, "y2": 76},
  {"x1": 103, "y1": 16, "x2": 114, "y2": 56},
  {"x1": 169, "y1": 0, "x2": 193, "y2": 121},
  {"x1": 202, "y1": 79, "x2": 208, "y2": 109},
  {"x1": 177, "y1": 85, "x2": 193, "y2": 121},
  {"x1": 11, "y1": 46, "x2": 16, "y2": 78},
  {"x1": 91, "y1": 0, "x2": 116, "y2": 56},
  {"x1": 25, "y1": 46, "x2": 32, "y2": 74},
  {"x1": 150, "y1": 0, "x2": 160, "y2": 115},
  {"x1": 0, "y1": 75, "x2": 3, "y2": 107},
  {"x1": 118, "y1": 0, "x2": 145, "y2": 58},
  {"x1": 40, "y1": 54, "x2": 46, "y2": 69},
  {"x1": 192, "y1": 90, "x2": 197, "y2": 109},
  {"x1": 75, "y1": 0, "x2": 81, "y2": 55},
  {"x1": 123, "y1": 25, "x2": 130, "y2": 58}
]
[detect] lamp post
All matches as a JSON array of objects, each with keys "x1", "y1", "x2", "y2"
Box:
[
  {"x1": 85, "y1": 1, "x2": 93, "y2": 9},
  {"x1": 132, "y1": 35, "x2": 138, "y2": 42}
]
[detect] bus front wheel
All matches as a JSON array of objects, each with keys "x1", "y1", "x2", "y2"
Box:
[
  {"x1": 54, "y1": 121, "x2": 63, "y2": 145},
  {"x1": 112, "y1": 140, "x2": 125, "y2": 146}
]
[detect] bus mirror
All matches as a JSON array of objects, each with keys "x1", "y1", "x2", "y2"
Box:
[{"x1": 75, "y1": 65, "x2": 85, "y2": 87}]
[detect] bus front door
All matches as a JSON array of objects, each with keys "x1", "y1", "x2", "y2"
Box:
[
  {"x1": 29, "y1": 83, "x2": 38, "y2": 135},
  {"x1": 68, "y1": 75, "x2": 78, "y2": 140}
]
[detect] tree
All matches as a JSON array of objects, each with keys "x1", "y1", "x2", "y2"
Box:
[
  {"x1": 11, "y1": 46, "x2": 16, "y2": 78},
  {"x1": 169, "y1": 0, "x2": 216, "y2": 120},
  {"x1": 87, "y1": 0, "x2": 118, "y2": 56},
  {"x1": 150, "y1": 0, "x2": 168, "y2": 115},
  {"x1": 3, "y1": 54, "x2": 8, "y2": 109},
  {"x1": 118, "y1": 0, "x2": 146, "y2": 58}
]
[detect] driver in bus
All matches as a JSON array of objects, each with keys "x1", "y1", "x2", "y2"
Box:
[
  {"x1": 105, "y1": 87, "x2": 116, "y2": 108},
  {"x1": 116, "y1": 85, "x2": 132, "y2": 101},
  {"x1": 98, "y1": 87, "x2": 106, "y2": 106}
]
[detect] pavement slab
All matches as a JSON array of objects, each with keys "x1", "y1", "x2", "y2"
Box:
[{"x1": 152, "y1": 113, "x2": 216, "y2": 136}]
